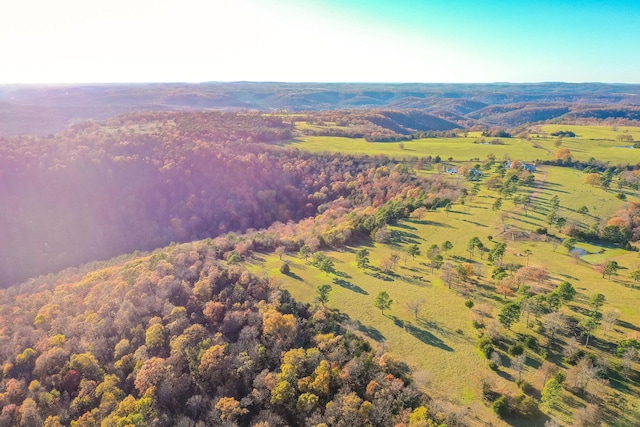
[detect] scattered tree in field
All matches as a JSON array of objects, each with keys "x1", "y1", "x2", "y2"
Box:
[
  {"x1": 467, "y1": 236, "x2": 483, "y2": 257},
  {"x1": 541, "y1": 378, "x2": 562, "y2": 408},
  {"x1": 499, "y1": 302, "x2": 521, "y2": 329},
  {"x1": 275, "y1": 245, "x2": 286, "y2": 260},
  {"x1": 492, "y1": 198, "x2": 503, "y2": 212},
  {"x1": 488, "y1": 241, "x2": 507, "y2": 265},
  {"x1": 456, "y1": 262, "x2": 475, "y2": 282},
  {"x1": 318, "y1": 257, "x2": 335, "y2": 275},
  {"x1": 567, "y1": 357, "x2": 599, "y2": 395},
  {"x1": 621, "y1": 348, "x2": 638, "y2": 379},
  {"x1": 588, "y1": 293, "x2": 606, "y2": 316},
  {"x1": 601, "y1": 308, "x2": 620, "y2": 335},
  {"x1": 405, "y1": 299, "x2": 425, "y2": 319},
  {"x1": 280, "y1": 263, "x2": 291, "y2": 275},
  {"x1": 572, "y1": 405, "x2": 601, "y2": 427},
  {"x1": 551, "y1": 281, "x2": 576, "y2": 304},
  {"x1": 355, "y1": 248, "x2": 370, "y2": 269},
  {"x1": 390, "y1": 252, "x2": 401, "y2": 269},
  {"x1": 299, "y1": 245, "x2": 312, "y2": 261},
  {"x1": 543, "y1": 311, "x2": 568, "y2": 345},
  {"x1": 598, "y1": 261, "x2": 620, "y2": 279},
  {"x1": 579, "y1": 316, "x2": 599, "y2": 347},
  {"x1": 585, "y1": 173, "x2": 602, "y2": 187},
  {"x1": 512, "y1": 353, "x2": 527, "y2": 382},
  {"x1": 496, "y1": 277, "x2": 517, "y2": 299},
  {"x1": 578, "y1": 205, "x2": 589, "y2": 215},
  {"x1": 440, "y1": 263, "x2": 456, "y2": 289},
  {"x1": 406, "y1": 244, "x2": 421, "y2": 261},
  {"x1": 441, "y1": 240, "x2": 453, "y2": 254},
  {"x1": 379, "y1": 257, "x2": 394, "y2": 273},
  {"x1": 562, "y1": 237, "x2": 576, "y2": 253},
  {"x1": 429, "y1": 254, "x2": 444, "y2": 273},
  {"x1": 630, "y1": 269, "x2": 640, "y2": 286},
  {"x1": 374, "y1": 291, "x2": 393, "y2": 315},
  {"x1": 316, "y1": 284, "x2": 332, "y2": 307},
  {"x1": 554, "y1": 148, "x2": 572, "y2": 160}
]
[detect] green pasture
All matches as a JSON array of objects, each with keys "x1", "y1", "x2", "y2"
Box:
[
  {"x1": 244, "y1": 161, "x2": 640, "y2": 426},
  {"x1": 288, "y1": 135, "x2": 554, "y2": 163},
  {"x1": 289, "y1": 123, "x2": 640, "y2": 165},
  {"x1": 540, "y1": 124, "x2": 640, "y2": 141}
]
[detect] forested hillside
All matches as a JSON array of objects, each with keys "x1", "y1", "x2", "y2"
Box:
[
  {"x1": 0, "y1": 111, "x2": 460, "y2": 287},
  {"x1": 0, "y1": 243, "x2": 436, "y2": 426}
]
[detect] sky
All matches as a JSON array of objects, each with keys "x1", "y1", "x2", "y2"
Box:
[{"x1": 1, "y1": 0, "x2": 639, "y2": 84}]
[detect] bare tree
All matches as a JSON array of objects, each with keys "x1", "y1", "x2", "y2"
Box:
[
  {"x1": 567, "y1": 357, "x2": 599, "y2": 395},
  {"x1": 511, "y1": 354, "x2": 527, "y2": 382},
  {"x1": 543, "y1": 311, "x2": 568, "y2": 346},
  {"x1": 601, "y1": 308, "x2": 620, "y2": 335},
  {"x1": 405, "y1": 299, "x2": 426, "y2": 319},
  {"x1": 621, "y1": 348, "x2": 638, "y2": 379},
  {"x1": 440, "y1": 263, "x2": 456, "y2": 289}
]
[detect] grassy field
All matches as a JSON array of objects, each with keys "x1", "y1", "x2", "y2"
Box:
[
  {"x1": 244, "y1": 154, "x2": 640, "y2": 425},
  {"x1": 289, "y1": 124, "x2": 640, "y2": 165},
  {"x1": 540, "y1": 124, "x2": 640, "y2": 141}
]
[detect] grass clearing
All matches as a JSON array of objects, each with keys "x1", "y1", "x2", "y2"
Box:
[
  {"x1": 289, "y1": 123, "x2": 640, "y2": 166},
  {"x1": 254, "y1": 130, "x2": 640, "y2": 425}
]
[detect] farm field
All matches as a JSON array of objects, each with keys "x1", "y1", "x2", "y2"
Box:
[
  {"x1": 247, "y1": 157, "x2": 640, "y2": 426},
  {"x1": 289, "y1": 125, "x2": 640, "y2": 165}
]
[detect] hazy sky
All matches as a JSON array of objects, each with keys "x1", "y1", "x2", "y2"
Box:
[{"x1": 2, "y1": 0, "x2": 639, "y2": 84}]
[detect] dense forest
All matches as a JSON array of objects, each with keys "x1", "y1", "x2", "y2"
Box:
[
  {"x1": 0, "y1": 110, "x2": 461, "y2": 287},
  {"x1": 0, "y1": 242, "x2": 440, "y2": 426}
]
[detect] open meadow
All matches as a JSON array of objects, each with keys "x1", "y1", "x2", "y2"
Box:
[
  {"x1": 288, "y1": 126, "x2": 640, "y2": 166},
  {"x1": 247, "y1": 125, "x2": 640, "y2": 425}
]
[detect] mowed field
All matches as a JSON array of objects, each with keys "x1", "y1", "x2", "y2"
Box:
[
  {"x1": 259, "y1": 125, "x2": 640, "y2": 426},
  {"x1": 288, "y1": 125, "x2": 640, "y2": 165}
]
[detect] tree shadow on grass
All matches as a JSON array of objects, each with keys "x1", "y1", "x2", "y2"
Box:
[
  {"x1": 618, "y1": 319, "x2": 640, "y2": 332},
  {"x1": 333, "y1": 310, "x2": 385, "y2": 342},
  {"x1": 332, "y1": 278, "x2": 368, "y2": 295},
  {"x1": 393, "y1": 317, "x2": 454, "y2": 351},
  {"x1": 405, "y1": 219, "x2": 456, "y2": 228},
  {"x1": 461, "y1": 219, "x2": 488, "y2": 227},
  {"x1": 394, "y1": 222, "x2": 417, "y2": 231},
  {"x1": 284, "y1": 271, "x2": 303, "y2": 281},
  {"x1": 333, "y1": 269, "x2": 351, "y2": 279},
  {"x1": 607, "y1": 369, "x2": 634, "y2": 394},
  {"x1": 496, "y1": 368, "x2": 514, "y2": 382},
  {"x1": 391, "y1": 230, "x2": 423, "y2": 245}
]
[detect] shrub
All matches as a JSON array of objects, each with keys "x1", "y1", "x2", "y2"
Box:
[
  {"x1": 492, "y1": 396, "x2": 509, "y2": 417},
  {"x1": 478, "y1": 336, "x2": 494, "y2": 359},
  {"x1": 514, "y1": 394, "x2": 538, "y2": 418},
  {"x1": 508, "y1": 343, "x2": 524, "y2": 356},
  {"x1": 522, "y1": 335, "x2": 538, "y2": 350},
  {"x1": 517, "y1": 380, "x2": 532, "y2": 394},
  {"x1": 465, "y1": 300, "x2": 474, "y2": 309},
  {"x1": 280, "y1": 263, "x2": 291, "y2": 275}
]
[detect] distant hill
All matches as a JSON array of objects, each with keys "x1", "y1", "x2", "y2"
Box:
[{"x1": 2, "y1": 82, "x2": 640, "y2": 135}]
